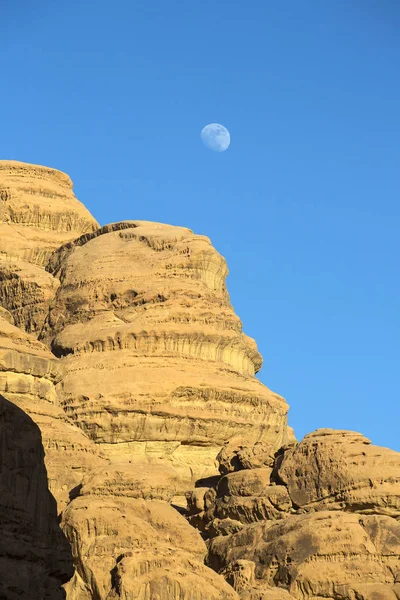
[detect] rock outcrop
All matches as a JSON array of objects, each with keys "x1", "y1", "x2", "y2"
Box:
[
  {"x1": 0, "y1": 160, "x2": 98, "y2": 266},
  {"x1": 0, "y1": 160, "x2": 99, "y2": 334},
  {"x1": 0, "y1": 161, "x2": 289, "y2": 599},
  {"x1": 61, "y1": 464, "x2": 239, "y2": 600},
  {"x1": 276, "y1": 429, "x2": 400, "y2": 516},
  {"x1": 197, "y1": 431, "x2": 400, "y2": 598},
  {"x1": 41, "y1": 219, "x2": 290, "y2": 485},
  {"x1": 0, "y1": 307, "x2": 106, "y2": 511},
  {"x1": 1, "y1": 160, "x2": 400, "y2": 600},
  {"x1": 208, "y1": 511, "x2": 400, "y2": 600},
  {"x1": 0, "y1": 393, "x2": 73, "y2": 599}
]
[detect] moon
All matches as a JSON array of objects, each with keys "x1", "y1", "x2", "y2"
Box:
[{"x1": 201, "y1": 123, "x2": 230, "y2": 152}]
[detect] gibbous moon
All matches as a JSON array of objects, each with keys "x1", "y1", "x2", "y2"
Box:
[{"x1": 201, "y1": 123, "x2": 230, "y2": 152}]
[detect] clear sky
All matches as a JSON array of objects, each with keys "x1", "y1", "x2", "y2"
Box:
[{"x1": 2, "y1": 1, "x2": 400, "y2": 449}]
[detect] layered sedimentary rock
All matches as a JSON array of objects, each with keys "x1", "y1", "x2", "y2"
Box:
[
  {"x1": 0, "y1": 160, "x2": 98, "y2": 265},
  {"x1": 0, "y1": 309, "x2": 106, "y2": 510},
  {"x1": 208, "y1": 511, "x2": 400, "y2": 600},
  {"x1": 40, "y1": 220, "x2": 290, "y2": 484},
  {"x1": 0, "y1": 160, "x2": 99, "y2": 333},
  {"x1": 0, "y1": 161, "x2": 290, "y2": 599},
  {"x1": 3, "y1": 160, "x2": 400, "y2": 600},
  {"x1": 0, "y1": 393, "x2": 73, "y2": 599}
]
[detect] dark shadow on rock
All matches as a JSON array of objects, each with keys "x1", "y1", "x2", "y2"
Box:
[
  {"x1": 69, "y1": 482, "x2": 83, "y2": 502},
  {"x1": 195, "y1": 475, "x2": 220, "y2": 488},
  {"x1": 0, "y1": 394, "x2": 74, "y2": 599}
]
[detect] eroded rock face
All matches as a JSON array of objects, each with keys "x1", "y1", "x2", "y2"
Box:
[
  {"x1": 0, "y1": 160, "x2": 99, "y2": 334},
  {"x1": 0, "y1": 160, "x2": 99, "y2": 265},
  {"x1": 197, "y1": 430, "x2": 400, "y2": 598},
  {"x1": 0, "y1": 394, "x2": 73, "y2": 599},
  {"x1": 0, "y1": 311, "x2": 106, "y2": 510},
  {"x1": 40, "y1": 220, "x2": 289, "y2": 483},
  {"x1": 277, "y1": 429, "x2": 400, "y2": 516},
  {"x1": 3, "y1": 161, "x2": 400, "y2": 600},
  {"x1": 61, "y1": 467, "x2": 239, "y2": 600},
  {"x1": 217, "y1": 436, "x2": 278, "y2": 475},
  {"x1": 0, "y1": 162, "x2": 292, "y2": 599},
  {"x1": 208, "y1": 512, "x2": 400, "y2": 600}
]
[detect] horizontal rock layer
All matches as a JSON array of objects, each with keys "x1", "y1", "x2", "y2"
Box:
[
  {"x1": 0, "y1": 160, "x2": 99, "y2": 334},
  {"x1": 0, "y1": 299, "x2": 106, "y2": 512},
  {"x1": 0, "y1": 160, "x2": 99, "y2": 265},
  {"x1": 40, "y1": 219, "x2": 289, "y2": 483}
]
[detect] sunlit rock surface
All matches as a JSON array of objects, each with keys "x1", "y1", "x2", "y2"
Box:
[
  {"x1": 41, "y1": 220, "x2": 289, "y2": 484},
  {"x1": 2, "y1": 160, "x2": 400, "y2": 600}
]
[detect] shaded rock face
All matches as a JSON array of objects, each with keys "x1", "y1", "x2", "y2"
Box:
[
  {"x1": 0, "y1": 394, "x2": 73, "y2": 599},
  {"x1": 0, "y1": 308, "x2": 106, "y2": 511}
]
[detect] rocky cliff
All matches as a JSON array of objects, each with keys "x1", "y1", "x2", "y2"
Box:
[{"x1": 0, "y1": 160, "x2": 399, "y2": 600}]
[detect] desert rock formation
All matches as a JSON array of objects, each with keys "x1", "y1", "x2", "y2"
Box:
[
  {"x1": 197, "y1": 432, "x2": 400, "y2": 598},
  {"x1": 40, "y1": 219, "x2": 290, "y2": 486},
  {"x1": 0, "y1": 161, "x2": 99, "y2": 335},
  {"x1": 1, "y1": 160, "x2": 400, "y2": 600},
  {"x1": 0, "y1": 306, "x2": 106, "y2": 511}
]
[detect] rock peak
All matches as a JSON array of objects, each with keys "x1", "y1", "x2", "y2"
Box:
[{"x1": 0, "y1": 159, "x2": 73, "y2": 188}]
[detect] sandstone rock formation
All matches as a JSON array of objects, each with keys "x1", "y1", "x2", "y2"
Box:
[
  {"x1": 0, "y1": 160, "x2": 98, "y2": 265},
  {"x1": 41, "y1": 219, "x2": 290, "y2": 485},
  {"x1": 276, "y1": 429, "x2": 400, "y2": 516},
  {"x1": 208, "y1": 511, "x2": 400, "y2": 600},
  {"x1": 197, "y1": 431, "x2": 400, "y2": 598},
  {"x1": 0, "y1": 160, "x2": 99, "y2": 334},
  {"x1": 0, "y1": 307, "x2": 106, "y2": 511},
  {"x1": 0, "y1": 161, "x2": 289, "y2": 599},
  {"x1": 2, "y1": 160, "x2": 400, "y2": 600},
  {"x1": 0, "y1": 393, "x2": 73, "y2": 599},
  {"x1": 61, "y1": 464, "x2": 239, "y2": 600}
]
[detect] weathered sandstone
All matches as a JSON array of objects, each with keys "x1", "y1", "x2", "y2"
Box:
[
  {"x1": 40, "y1": 220, "x2": 290, "y2": 484},
  {"x1": 3, "y1": 160, "x2": 400, "y2": 600},
  {"x1": 277, "y1": 429, "x2": 400, "y2": 516},
  {"x1": 208, "y1": 511, "x2": 400, "y2": 600},
  {"x1": 0, "y1": 160, "x2": 99, "y2": 265},
  {"x1": 0, "y1": 160, "x2": 98, "y2": 334},
  {"x1": 0, "y1": 308, "x2": 106, "y2": 511},
  {"x1": 217, "y1": 436, "x2": 279, "y2": 475},
  {"x1": 61, "y1": 469, "x2": 239, "y2": 600}
]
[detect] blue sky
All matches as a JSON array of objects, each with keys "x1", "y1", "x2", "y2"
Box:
[{"x1": 2, "y1": 1, "x2": 400, "y2": 449}]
